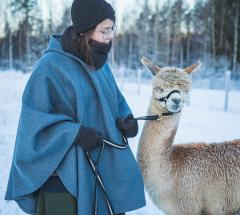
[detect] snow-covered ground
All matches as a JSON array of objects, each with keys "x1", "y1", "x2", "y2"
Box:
[{"x1": 0, "y1": 71, "x2": 240, "y2": 215}]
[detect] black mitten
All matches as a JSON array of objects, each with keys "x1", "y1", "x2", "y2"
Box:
[
  {"x1": 74, "y1": 125, "x2": 103, "y2": 151},
  {"x1": 116, "y1": 114, "x2": 138, "y2": 138}
]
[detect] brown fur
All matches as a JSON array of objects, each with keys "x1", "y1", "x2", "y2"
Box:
[{"x1": 137, "y1": 58, "x2": 240, "y2": 215}]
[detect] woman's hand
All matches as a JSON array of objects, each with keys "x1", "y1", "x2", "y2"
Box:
[
  {"x1": 116, "y1": 114, "x2": 138, "y2": 138},
  {"x1": 75, "y1": 126, "x2": 103, "y2": 151}
]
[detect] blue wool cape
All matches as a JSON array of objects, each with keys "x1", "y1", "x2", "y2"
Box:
[{"x1": 5, "y1": 35, "x2": 146, "y2": 215}]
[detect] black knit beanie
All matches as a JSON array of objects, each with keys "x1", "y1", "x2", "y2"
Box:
[{"x1": 71, "y1": 0, "x2": 115, "y2": 33}]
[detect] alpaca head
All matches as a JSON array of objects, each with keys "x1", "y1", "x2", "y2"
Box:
[{"x1": 141, "y1": 57, "x2": 201, "y2": 114}]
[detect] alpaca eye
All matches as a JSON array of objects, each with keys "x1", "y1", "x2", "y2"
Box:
[
  {"x1": 157, "y1": 88, "x2": 164, "y2": 93},
  {"x1": 154, "y1": 87, "x2": 163, "y2": 92}
]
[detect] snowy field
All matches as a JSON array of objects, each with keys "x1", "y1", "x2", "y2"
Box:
[{"x1": 0, "y1": 71, "x2": 240, "y2": 215}]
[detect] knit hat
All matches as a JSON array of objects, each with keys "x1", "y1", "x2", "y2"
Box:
[{"x1": 71, "y1": 0, "x2": 115, "y2": 33}]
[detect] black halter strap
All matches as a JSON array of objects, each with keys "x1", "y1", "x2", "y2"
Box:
[
  {"x1": 136, "y1": 89, "x2": 181, "y2": 120},
  {"x1": 135, "y1": 110, "x2": 181, "y2": 121},
  {"x1": 158, "y1": 89, "x2": 181, "y2": 103}
]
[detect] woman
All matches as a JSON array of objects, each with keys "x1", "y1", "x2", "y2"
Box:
[{"x1": 5, "y1": 0, "x2": 146, "y2": 214}]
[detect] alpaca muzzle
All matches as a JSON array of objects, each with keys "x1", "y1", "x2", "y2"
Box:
[{"x1": 158, "y1": 90, "x2": 182, "y2": 113}]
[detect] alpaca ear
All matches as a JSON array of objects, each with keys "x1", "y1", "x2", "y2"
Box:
[
  {"x1": 184, "y1": 60, "x2": 202, "y2": 74},
  {"x1": 140, "y1": 57, "x2": 161, "y2": 76}
]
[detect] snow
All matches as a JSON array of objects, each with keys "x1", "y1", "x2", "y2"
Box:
[{"x1": 0, "y1": 71, "x2": 240, "y2": 215}]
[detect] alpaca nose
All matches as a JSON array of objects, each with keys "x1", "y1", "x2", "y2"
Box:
[{"x1": 172, "y1": 97, "x2": 181, "y2": 105}]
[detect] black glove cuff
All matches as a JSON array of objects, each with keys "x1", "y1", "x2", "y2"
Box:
[{"x1": 74, "y1": 125, "x2": 102, "y2": 151}]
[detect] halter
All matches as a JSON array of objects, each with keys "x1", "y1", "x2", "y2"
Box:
[
  {"x1": 158, "y1": 89, "x2": 181, "y2": 103},
  {"x1": 85, "y1": 89, "x2": 182, "y2": 215}
]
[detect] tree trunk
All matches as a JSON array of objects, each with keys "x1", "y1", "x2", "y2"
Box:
[
  {"x1": 218, "y1": 0, "x2": 226, "y2": 50},
  {"x1": 211, "y1": 1, "x2": 216, "y2": 66},
  {"x1": 9, "y1": 30, "x2": 13, "y2": 69},
  {"x1": 186, "y1": 13, "x2": 191, "y2": 66},
  {"x1": 232, "y1": 3, "x2": 239, "y2": 73},
  {"x1": 19, "y1": 29, "x2": 23, "y2": 63},
  {"x1": 180, "y1": 43, "x2": 184, "y2": 68},
  {"x1": 26, "y1": 26, "x2": 31, "y2": 68},
  {"x1": 128, "y1": 34, "x2": 133, "y2": 68},
  {"x1": 111, "y1": 39, "x2": 116, "y2": 67}
]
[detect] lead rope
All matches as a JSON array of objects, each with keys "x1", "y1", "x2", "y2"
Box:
[
  {"x1": 85, "y1": 136, "x2": 129, "y2": 215},
  {"x1": 85, "y1": 111, "x2": 180, "y2": 215}
]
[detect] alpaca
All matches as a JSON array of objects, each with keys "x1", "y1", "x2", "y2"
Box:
[{"x1": 136, "y1": 57, "x2": 240, "y2": 215}]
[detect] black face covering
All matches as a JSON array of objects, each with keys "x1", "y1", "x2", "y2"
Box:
[
  {"x1": 61, "y1": 26, "x2": 112, "y2": 70},
  {"x1": 88, "y1": 39, "x2": 112, "y2": 69}
]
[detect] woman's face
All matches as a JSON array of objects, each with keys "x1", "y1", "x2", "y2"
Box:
[{"x1": 90, "y1": 19, "x2": 115, "y2": 44}]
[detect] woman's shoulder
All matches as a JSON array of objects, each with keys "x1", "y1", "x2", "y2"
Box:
[
  {"x1": 31, "y1": 51, "x2": 84, "y2": 81},
  {"x1": 23, "y1": 54, "x2": 80, "y2": 103},
  {"x1": 38, "y1": 50, "x2": 81, "y2": 70}
]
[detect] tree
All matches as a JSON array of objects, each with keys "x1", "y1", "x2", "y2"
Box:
[
  {"x1": 11, "y1": 0, "x2": 38, "y2": 67},
  {"x1": 232, "y1": 2, "x2": 239, "y2": 73}
]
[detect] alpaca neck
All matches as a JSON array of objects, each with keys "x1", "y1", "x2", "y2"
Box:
[{"x1": 137, "y1": 99, "x2": 181, "y2": 179}]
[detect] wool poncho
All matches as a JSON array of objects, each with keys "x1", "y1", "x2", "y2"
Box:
[{"x1": 5, "y1": 35, "x2": 146, "y2": 215}]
